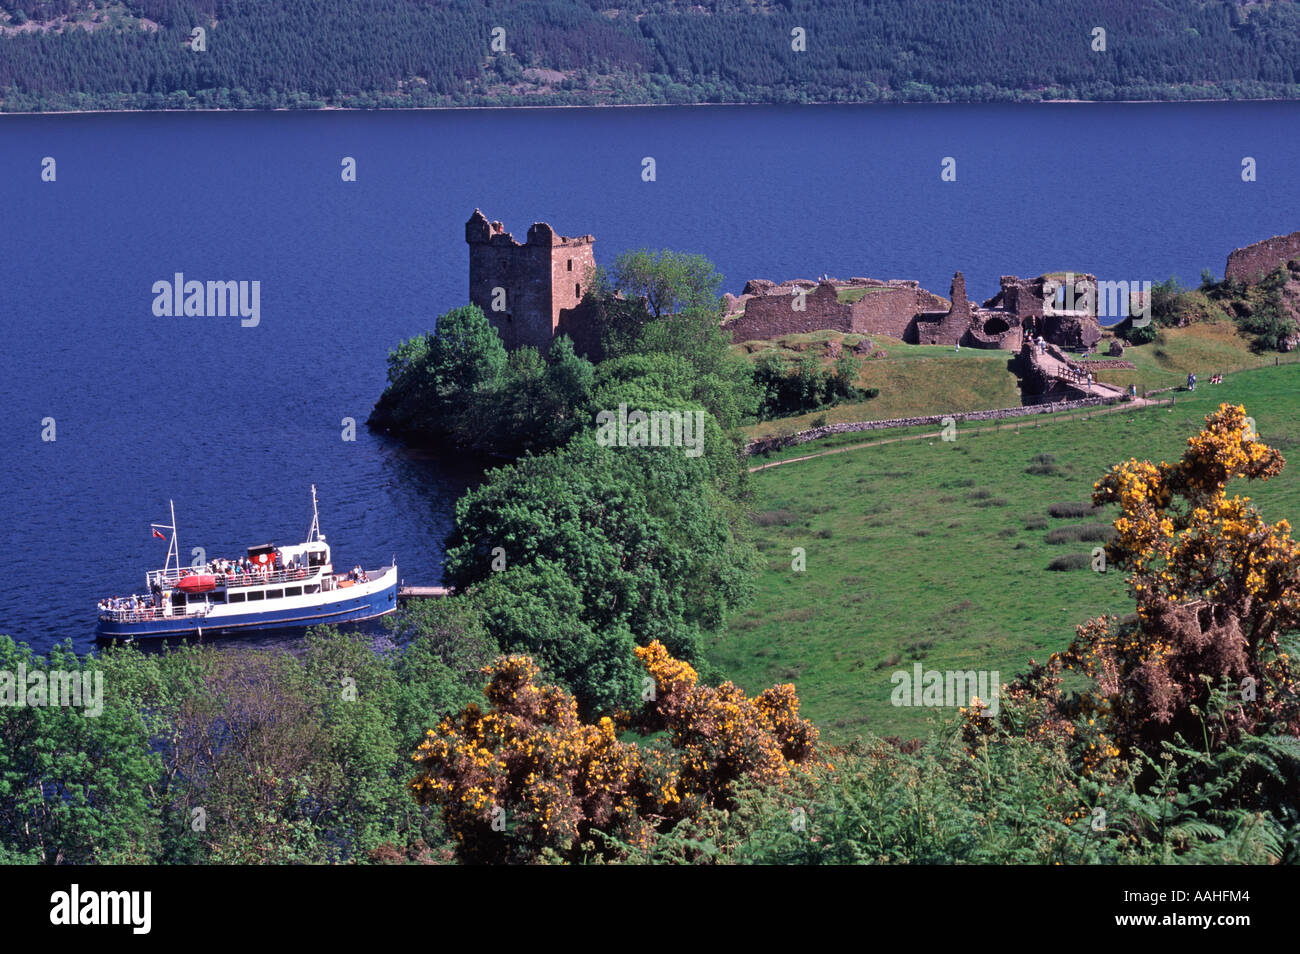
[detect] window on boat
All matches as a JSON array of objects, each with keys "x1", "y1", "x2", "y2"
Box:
[
  {"x1": 209, "y1": 592, "x2": 226, "y2": 603},
  {"x1": 267, "y1": 589, "x2": 283, "y2": 599},
  {"x1": 306, "y1": 584, "x2": 320, "y2": 594},
  {"x1": 285, "y1": 586, "x2": 302, "y2": 597},
  {"x1": 308, "y1": 550, "x2": 327, "y2": 567},
  {"x1": 229, "y1": 592, "x2": 245, "y2": 603},
  {"x1": 247, "y1": 590, "x2": 265, "y2": 601}
]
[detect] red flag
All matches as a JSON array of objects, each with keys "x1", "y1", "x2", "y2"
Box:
[{"x1": 153, "y1": 528, "x2": 166, "y2": 540}]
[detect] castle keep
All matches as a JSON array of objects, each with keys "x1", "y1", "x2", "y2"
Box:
[{"x1": 466, "y1": 209, "x2": 596, "y2": 352}]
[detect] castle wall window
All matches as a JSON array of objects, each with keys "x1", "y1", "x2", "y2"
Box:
[
  {"x1": 567, "y1": 259, "x2": 573, "y2": 271},
  {"x1": 575, "y1": 282, "x2": 581, "y2": 298}
]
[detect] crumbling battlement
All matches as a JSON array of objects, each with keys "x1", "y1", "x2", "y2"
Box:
[
  {"x1": 725, "y1": 280, "x2": 947, "y2": 343},
  {"x1": 466, "y1": 209, "x2": 597, "y2": 353},
  {"x1": 1225, "y1": 231, "x2": 1300, "y2": 284}
]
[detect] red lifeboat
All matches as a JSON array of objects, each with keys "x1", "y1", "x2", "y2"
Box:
[{"x1": 175, "y1": 573, "x2": 217, "y2": 593}]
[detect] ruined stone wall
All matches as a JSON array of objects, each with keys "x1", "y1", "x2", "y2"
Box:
[
  {"x1": 726, "y1": 282, "x2": 853, "y2": 342},
  {"x1": 1225, "y1": 231, "x2": 1300, "y2": 284},
  {"x1": 555, "y1": 301, "x2": 602, "y2": 359},
  {"x1": 1041, "y1": 312, "x2": 1102, "y2": 350},
  {"x1": 910, "y1": 272, "x2": 972, "y2": 345},
  {"x1": 849, "y1": 286, "x2": 937, "y2": 338}
]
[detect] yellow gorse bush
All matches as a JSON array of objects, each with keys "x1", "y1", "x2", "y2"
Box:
[
  {"x1": 411, "y1": 641, "x2": 819, "y2": 863},
  {"x1": 976, "y1": 404, "x2": 1300, "y2": 775}
]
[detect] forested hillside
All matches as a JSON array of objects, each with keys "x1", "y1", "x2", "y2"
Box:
[{"x1": 2, "y1": 0, "x2": 1300, "y2": 111}]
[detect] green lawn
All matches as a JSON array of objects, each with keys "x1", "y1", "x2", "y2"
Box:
[{"x1": 711, "y1": 362, "x2": 1300, "y2": 742}]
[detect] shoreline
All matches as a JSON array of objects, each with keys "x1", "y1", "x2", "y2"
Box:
[{"x1": 3, "y1": 97, "x2": 1300, "y2": 117}]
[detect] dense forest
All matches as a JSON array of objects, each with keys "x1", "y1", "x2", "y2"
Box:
[{"x1": 2, "y1": 0, "x2": 1300, "y2": 111}]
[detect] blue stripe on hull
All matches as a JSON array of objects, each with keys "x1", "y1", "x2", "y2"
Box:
[{"x1": 96, "y1": 584, "x2": 398, "y2": 639}]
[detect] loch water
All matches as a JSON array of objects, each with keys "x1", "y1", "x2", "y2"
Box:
[{"x1": 2, "y1": 102, "x2": 1298, "y2": 652}]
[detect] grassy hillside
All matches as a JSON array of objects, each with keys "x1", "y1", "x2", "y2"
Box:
[
  {"x1": 739, "y1": 321, "x2": 1300, "y2": 442},
  {"x1": 737, "y1": 332, "x2": 1023, "y2": 438},
  {"x1": 710, "y1": 361, "x2": 1300, "y2": 741},
  {"x1": 1097, "y1": 319, "x2": 1300, "y2": 393}
]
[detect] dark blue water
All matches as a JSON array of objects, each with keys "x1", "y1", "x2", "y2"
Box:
[{"x1": 2, "y1": 102, "x2": 1298, "y2": 653}]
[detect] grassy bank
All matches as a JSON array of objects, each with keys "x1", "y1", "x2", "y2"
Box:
[
  {"x1": 710, "y1": 361, "x2": 1300, "y2": 741},
  {"x1": 737, "y1": 332, "x2": 1023, "y2": 438}
]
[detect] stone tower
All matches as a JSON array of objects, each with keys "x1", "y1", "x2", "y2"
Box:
[{"x1": 465, "y1": 209, "x2": 596, "y2": 352}]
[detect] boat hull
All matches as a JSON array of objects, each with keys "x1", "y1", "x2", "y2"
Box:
[{"x1": 96, "y1": 574, "x2": 397, "y2": 640}]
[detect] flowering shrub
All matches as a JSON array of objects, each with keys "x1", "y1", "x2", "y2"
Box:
[
  {"x1": 973, "y1": 404, "x2": 1300, "y2": 776},
  {"x1": 410, "y1": 641, "x2": 819, "y2": 863},
  {"x1": 630, "y1": 641, "x2": 820, "y2": 812}
]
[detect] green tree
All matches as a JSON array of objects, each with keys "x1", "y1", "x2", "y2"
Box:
[
  {"x1": 599, "y1": 248, "x2": 723, "y2": 321},
  {"x1": 0, "y1": 637, "x2": 160, "y2": 864},
  {"x1": 427, "y1": 304, "x2": 507, "y2": 402}
]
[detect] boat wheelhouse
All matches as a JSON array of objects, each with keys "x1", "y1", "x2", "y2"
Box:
[{"x1": 96, "y1": 485, "x2": 397, "y2": 639}]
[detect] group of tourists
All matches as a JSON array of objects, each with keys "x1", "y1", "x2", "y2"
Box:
[
  {"x1": 99, "y1": 594, "x2": 157, "y2": 617},
  {"x1": 1064, "y1": 364, "x2": 1096, "y2": 387},
  {"x1": 209, "y1": 556, "x2": 271, "y2": 581},
  {"x1": 200, "y1": 551, "x2": 307, "y2": 584},
  {"x1": 348, "y1": 565, "x2": 369, "y2": 583},
  {"x1": 1187, "y1": 371, "x2": 1224, "y2": 392}
]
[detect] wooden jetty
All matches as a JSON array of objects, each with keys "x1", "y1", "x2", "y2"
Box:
[{"x1": 397, "y1": 585, "x2": 453, "y2": 601}]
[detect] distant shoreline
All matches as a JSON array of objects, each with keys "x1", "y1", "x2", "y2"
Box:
[{"x1": 3, "y1": 97, "x2": 1300, "y2": 117}]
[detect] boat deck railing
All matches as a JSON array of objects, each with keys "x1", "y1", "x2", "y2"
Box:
[
  {"x1": 98, "y1": 604, "x2": 209, "y2": 623},
  {"x1": 147, "y1": 564, "x2": 323, "y2": 589}
]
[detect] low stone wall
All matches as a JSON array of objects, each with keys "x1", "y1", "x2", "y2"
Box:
[
  {"x1": 1078, "y1": 359, "x2": 1136, "y2": 370},
  {"x1": 745, "y1": 396, "x2": 1120, "y2": 456}
]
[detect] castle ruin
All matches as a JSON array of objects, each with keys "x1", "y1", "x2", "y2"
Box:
[
  {"x1": 466, "y1": 209, "x2": 597, "y2": 354},
  {"x1": 1224, "y1": 230, "x2": 1300, "y2": 284},
  {"x1": 461, "y1": 210, "x2": 1122, "y2": 358},
  {"x1": 727, "y1": 270, "x2": 1103, "y2": 352}
]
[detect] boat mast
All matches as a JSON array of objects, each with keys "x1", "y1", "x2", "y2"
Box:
[
  {"x1": 307, "y1": 484, "x2": 323, "y2": 543},
  {"x1": 150, "y1": 499, "x2": 179, "y2": 581}
]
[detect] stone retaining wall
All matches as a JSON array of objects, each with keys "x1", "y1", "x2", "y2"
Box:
[{"x1": 745, "y1": 396, "x2": 1120, "y2": 456}]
